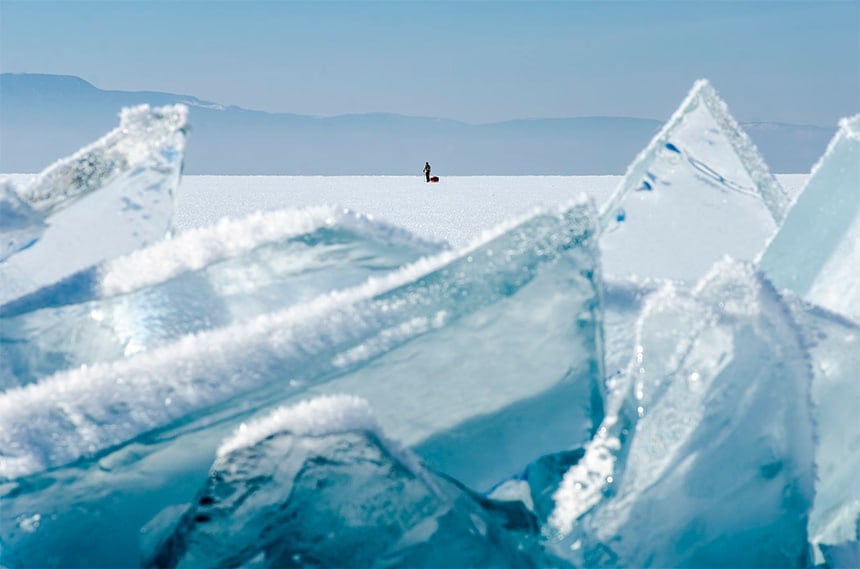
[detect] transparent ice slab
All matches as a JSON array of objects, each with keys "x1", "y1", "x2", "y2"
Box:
[
  {"x1": 0, "y1": 104, "x2": 189, "y2": 303},
  {"x1": 759, "y1": 115, "x2": 860, "y2": 321},
  {"x1": 551, "y1": 259, "x2": 815, "y2": 568},
  {"x1": 789, "y1": 301, "x2": 860, "y2": 561},
  {"x1": 599, "y1": 80, "x2": 787, "y2": 282}
]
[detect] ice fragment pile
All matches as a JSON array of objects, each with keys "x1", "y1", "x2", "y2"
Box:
[{"x1": 0, "y1": 80, "x2": 858, "y2": 568}]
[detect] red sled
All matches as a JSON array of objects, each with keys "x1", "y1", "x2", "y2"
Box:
[{"x1": 429, "y1": 176, "x2": 440, "y2": 183}]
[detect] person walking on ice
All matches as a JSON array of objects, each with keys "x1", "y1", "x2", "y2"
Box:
[{"x1": 423, "y1": 161, "x2": 431, "y2": 183}]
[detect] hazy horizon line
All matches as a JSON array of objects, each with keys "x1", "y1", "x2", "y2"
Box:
[{"x1": 1, "y1": 71, "x2": 842, "y2": 130}]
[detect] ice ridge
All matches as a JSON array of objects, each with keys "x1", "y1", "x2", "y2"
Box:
[
  {"x1": 0, "y1": 198, "x2": 600, "y2": 481},
  {"x1": 0, "y1": 205, "x2": 446, "y2": 387},
  {"x1": 100, "y1": 205, "x2": 446, "y2": 297},
  {"x1": 0, "y1": 206, "x2": 443, "y2": 316}
]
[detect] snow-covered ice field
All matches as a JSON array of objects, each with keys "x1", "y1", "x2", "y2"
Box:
[
  {"x1": 1, "y1": 173, "x2": 811, "y2": 252},
  {"x1": 170, "y1": 174, "x2": 810, "y2": 246}
]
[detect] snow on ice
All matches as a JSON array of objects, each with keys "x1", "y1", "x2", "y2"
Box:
[
  {"x1": 0, "y1": 81, "x2": 858, "y2": 568},
  {"x1": 0, "y1": 205, "x2": 443, "y2": 386}
]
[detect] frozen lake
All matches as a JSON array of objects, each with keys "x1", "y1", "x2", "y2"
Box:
[
  {"x1": 3, "y1": 173, "x2": 810, "y2": 247},
  {"x1": 172, "y1": 174, "x2": 809, "y2": 246},
  {"x1": 1, "y1": 74, "x2": 855, "y2": 569}
]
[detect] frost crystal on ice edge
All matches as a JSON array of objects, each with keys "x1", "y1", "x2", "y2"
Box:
[
  {"x1": 16, "y1": 104, "x2": 189, "y2": 216},
  {"x1": 0, "y1": 104, "x2": 189, "y2": 304},
  {"x1": 0, "y1": 205, "x2": 444, "y2": 388},
  {"x1": 216, "y1": 394, "x2": 384, "y2": 456},
  {"x1": 0, "y1": 198, "x2": 602, "y2": 484}
]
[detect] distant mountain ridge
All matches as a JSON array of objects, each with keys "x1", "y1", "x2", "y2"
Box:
[{"x1": 0, "y1": 73, "x2": 836, "y2": 174}]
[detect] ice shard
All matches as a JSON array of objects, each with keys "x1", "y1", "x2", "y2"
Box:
[
  {"x1": 0, "y1": 198, "x2": 602, "y2": 484},
  {"x1": 0, "y1": 200, "x2": 602, "y2": 566},
  {"x1": 550, "y1": 259, "x2": 815, "y2": 568},
  {"x1": 599, "y1": 80, "x2": 788, "y2": 282},
  {"x1": 788, "y1": 302, "x2": 860, "y2": 560},
  {"x1": 759, "y1": 115, "x2": 860, "y2": 321},
  {"x1": 0, "y1": 104, "x2": 188, "y2": 303},
  {"x1": 0, "y1": 206, "x2": 444, "y2": 387},
  {"x1": 485, "y1": 276, "x2": 659, "y2": 525},
  {"x1": 144, "y1": 395, "x2": 565, "y2": 569}
]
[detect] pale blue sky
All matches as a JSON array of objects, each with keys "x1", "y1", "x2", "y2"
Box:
[{"x1": 1, "y1": 0, "x2": 858, "y2": 125}]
